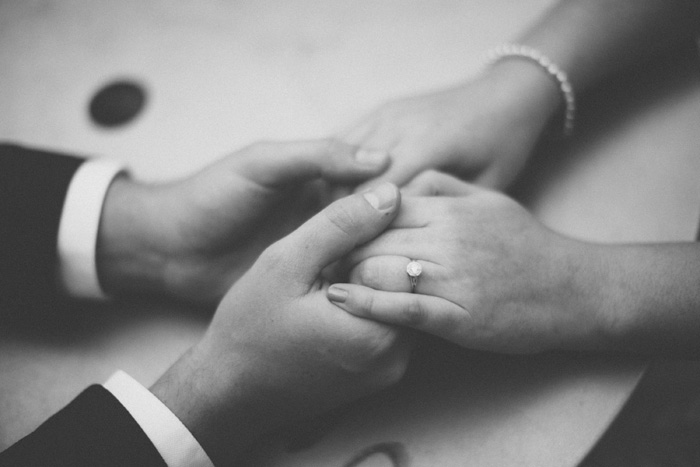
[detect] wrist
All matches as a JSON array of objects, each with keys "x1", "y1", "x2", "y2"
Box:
[
  {"x1": 149, "y1": 342, "x2": 270, "y2": 465},
  {"x1": 580, "y1": 244, "x2": 700, "y2": 357},
  {"x1": 542, "y1": 236, "x2": 618, "y2": 352},
  {"x1": 96, "y1": 176, "x2": 169, "y2": 297},
  {"x1": 480, "y1": 58, "x2": 563, "y2": 135}
]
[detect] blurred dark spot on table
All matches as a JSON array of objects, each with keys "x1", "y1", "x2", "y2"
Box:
[{"x1": 89, "y1": 80, "x2": 146, "y2": 127}]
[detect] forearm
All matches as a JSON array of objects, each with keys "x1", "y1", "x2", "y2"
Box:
[
  {"x1": 475, "y1": 0, "x2": 700, "y2": 143},
  {"x1": 148, "y1": 347, "x2": 259, "y2": 465},
  {"x1": 574, "y1": 241, "x2": 700, "y2": 358},
  {"x1": 148, "y1": 343, "x2": 297, "y2": 466},
  {"x1": 517, "y1": 0, "x2": 700, "y2": 92}
]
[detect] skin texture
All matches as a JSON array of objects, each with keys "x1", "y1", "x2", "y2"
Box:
[
  {"x1": 329, "y1": 172, "x2": 602, "y2": 354},
  {"x1": 329, "y1": 173, "x2": 700, "y2": 358},
  {"x1": 88, "y1": 2, "x2": 700, "y2": 461},
  {"x1": 150, "y1": 183, "x2": 413, "y2": 465},
  {"x1": 95, "y1": 139, "x2": 390, "y2": 304},
  {"x1": 340, "y1": 60, "x2": 559, "y2": 191},
  {"x1": 324, "y1": 0, "x2": 700, "y2": 358}
]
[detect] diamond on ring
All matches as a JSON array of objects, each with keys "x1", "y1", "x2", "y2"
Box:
[
  {"x1": 406, "y1": 261, "x2": 422, "y2": 277},
  {"x1": 406, "y1": 260, "x2": 422, "y2": 293}
]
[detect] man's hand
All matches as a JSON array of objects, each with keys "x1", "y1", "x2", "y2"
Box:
[
  {"x1": 328, "y1": 172, "x2": 606, "y2": 354},
  {"x1": 96, "y1": 139, "x2": 389, "y2": 303},
  {"x1": 150, "y1": 182, "x2": 411, "y2": 465}
]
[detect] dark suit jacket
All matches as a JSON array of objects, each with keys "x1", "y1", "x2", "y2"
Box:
[
  {"x1": 0, "y1": 386, "x2": 166, "y2": 467},
  {"x1": 0, "y1": 143, "x2": 167, "y2": 466},
  {"x1": 0, "y1": 143, "x2": 82, "y2": 310}
]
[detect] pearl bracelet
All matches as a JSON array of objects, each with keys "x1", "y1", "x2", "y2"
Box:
[{"x1": 484, "y1": 44, "x2": 576, "y2": 137}]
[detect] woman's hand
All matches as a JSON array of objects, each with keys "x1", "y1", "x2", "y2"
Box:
[
  {"x1": 96, "y1": 139, "x2": 389, "y2": 304},
  {"x1": 340, "y1": 60, "x2": 562, "y2": 192},
  {"x1": 328, "y1": 172, "x2": 607, "y2": 354}
]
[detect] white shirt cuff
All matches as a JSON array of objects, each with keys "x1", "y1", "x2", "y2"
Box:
[
  {"x1": 103, "y1": 370, "x2": 215, "y2": 467},
  {"x1": 58, "y1": 159, "x2": 127, "y2": 299}
]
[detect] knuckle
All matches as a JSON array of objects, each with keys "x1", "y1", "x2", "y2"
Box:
[
  {"x1": 403, "y1": 298, "x2": 427, "y2": 326},
  {"x1": 258, "y1": 241, "x2": 288, "y2": 269},
  {"x1": 353, "y1": 326, "x2": 398, "y2": 368},
  {"x1": 323, "y1": 137, "x2": 350, "y2": 155},
  {"x1": 411, "y1": 169, "x2": 440, "y2": 189},
  {"x1": 414, "y1": 169, "x2": 438, "y2": 182},
  {"x1": 342, "y1": 328, "x2": 410, "y2": 389},
  {"x1": 359, "y1": 290, "x2": 377, "y2": 318},
  {"x1": 405, "y1": 169, "x2": 443, "y2": 195},
  {"x1": 371, "y1": 326, "x2": 400, "y2": 355},
  {"x1": 369, "y1": 335, "x2": 411, "y2": 387},
  {"x1": 441, "y1": 198, "x2": 465, "y2": 219},
  {"x1": 324, "y1": 202, "x2": 357, "y2": 238},
  {"x1": 353, "y1": 261, "x2": 382, "y2": 289},
  {"x1": 423, "y1": 169, "x2": 449, "y2": 182},
  {"x1": 378, "y1": 357, "x2": 410, "y2": 387},
  {"x1": 321, "y1": 139, "x2": 358, "y2": 175}
]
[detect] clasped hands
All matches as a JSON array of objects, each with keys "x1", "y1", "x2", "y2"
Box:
[
  {"x1": 94, "y1": 137, "x2": 598, "y2": 464},
  {"x1": 328, "y1": 171, "x2": 607, "y2": 355}
]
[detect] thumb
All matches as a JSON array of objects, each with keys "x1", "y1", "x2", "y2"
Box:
[
  {"x1": 402, "y1": 171, "x2": 486, "y2": 197},
  {"x1": 228, "y1": 139, "x2": 390, "y2": 187},
  {"x1": 275, "y1": 182, "x2": 400, "y2": 281},
  {"x1": 352, "y1": 161, "x2": 423, "y2": 194}
]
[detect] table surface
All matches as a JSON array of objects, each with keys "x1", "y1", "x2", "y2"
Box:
[{"x1": 2, "y1": 1, "x2": 700, "y2": 466}]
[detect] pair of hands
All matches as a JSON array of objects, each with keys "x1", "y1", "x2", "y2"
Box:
[
  {"x1": 97, "y1": 139, "x2": 390, "y2": 304},
  {"x1": 149, "y1": 180, "x2": 412, "y2": 465},
  {"x1": 94, "y1": 58, "x2": 569, "y2": 462},
  {"x1": 96, "y1": 140, "x2": 410, "y2": 463},
  {"x1": 141, "y1": 158, "x2": 600, "y2": 465},
  {"x1": 97, "y1": 57, "x2": 563, "y2": 307},
  {"x1": 326, "y1": 62, "x2": 596, "y2": 355}
]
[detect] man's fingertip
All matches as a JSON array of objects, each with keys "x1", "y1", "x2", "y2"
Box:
[
  {"x1": 354, "y1": 148, "x2": 390, "y2": 168},
  {"x1": 362, "y1": 182, "x2": 399, "y2": 212}
]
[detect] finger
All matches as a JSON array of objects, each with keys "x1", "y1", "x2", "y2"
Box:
[
  {"x1": 333, "y1": 196, "x2": 463, "y2": 273},
  {"x1": 327, "y1": 284, "x2": 466, "y2": 340},
  {"x1": 349, "y1": 255, "x2": 412, "y2": 292},
  {"x1": 230, "y1": 139, "x2": 391, "y2": 187},
  {"x1": 389, "y1": 197, "x2": 439, "y2": 228},
  {"x1": 352, "y1": 160, "x2": 424, "y2": 193},
  {"x1": 339, "y1": 199, "x2": 441, "y2": 270},
  {"x1": 273, "y1": 182, "x2": 400, "y2": 280},
  {"x1": 344, "y1": 196, "x2": 469, "y2": 268},
  {"x1": 329, "y1": 185, "x2": 353, "y2": 202},
  {"x1": 339, "y1": 119, "x2": 379, "y2": 146},
  {"x1": 348, "y1": 256, "x2": 443, "y2": 295},
  {"x1": 324, "y1": 145, "x2": 391, "y2": 184},
  {"x1": 402, "y1": 170, "x2": 486, "y2": 197}
]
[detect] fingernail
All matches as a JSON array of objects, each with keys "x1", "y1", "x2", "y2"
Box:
[
  {"x1": 355, "y1": 148, "x2": 389, "y2": 167},
  {"x1": 327, "y1": 285, "x2": 348, "y2": 303},
  {"x1": 363, "y1": 182, "x2": 398, "y2": 211}
]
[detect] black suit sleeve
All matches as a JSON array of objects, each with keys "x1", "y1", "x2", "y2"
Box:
[
  {"x1": 0, "y1": 385, "x2": 167, "y2": 467},
  {"x1": 0, "y1": 146, "x2": 167, "y2": 465},
  {"x1": 0, "y1": 143, "x2": 84, "y2": 310}
]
